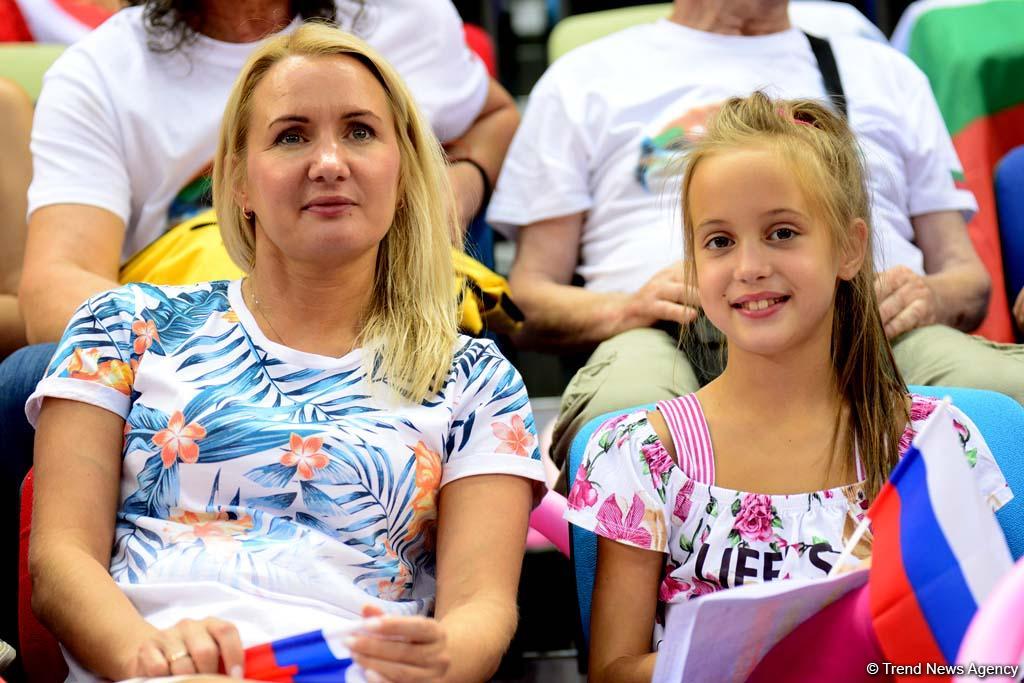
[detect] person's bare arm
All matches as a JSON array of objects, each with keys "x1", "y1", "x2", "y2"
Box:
[
  {"x1": 876, "y1": 210, "x2": 990, "y2": 338},
  {"x1": 589, "y1": 537, "x2": 664, "y2": 683},
  {"x1": 346, "y1": 474, "x2": 533, "y2": 682},
  {"x1": 31, "y1": 398, "x2": 156, "y2": 679},
  {"x1": 0, "y1": 77, "x2": 33, "y2": 355},
  {"x1": 20, "y1": 204, "x2": 126, "y2": 343},
  {"x1": 917, "y1": 210, "x2": 990, "y2": 330},
  {"x1": 444, "y1": 78, "x2": 520, "y2": 231},
  {"x1": 508, "y1": 212, "x2": 697, "y2": 350},
  {"x1": 32, "y1": 398, "x2": 246, "y2": 679}
]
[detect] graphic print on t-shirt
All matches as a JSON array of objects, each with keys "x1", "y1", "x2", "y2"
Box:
[
  {"x1": 167, "y1": 164, "x2": 214, "y2": 230},
  {"x1": 636, "y1": 102, "x2": 721, "y2": 191}
]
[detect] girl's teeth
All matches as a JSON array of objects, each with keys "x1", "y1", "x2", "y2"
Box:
[{"x1": 743, "y1": 298, "x2": 782, "y2": 310}]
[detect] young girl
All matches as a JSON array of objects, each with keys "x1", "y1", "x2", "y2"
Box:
[{"x1": 564, "y1": 92, "x2": 1012, "y2": 683}]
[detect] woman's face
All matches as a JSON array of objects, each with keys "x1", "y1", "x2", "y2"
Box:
[{"x1": 239, "y1": 54, "x2": 402, "y2": 269}]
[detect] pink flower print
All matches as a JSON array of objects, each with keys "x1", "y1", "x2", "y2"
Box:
[
  {"x1": 910, "y1": 396, "x2": 939, "y2": 423},
  {"x1": 732, "y1": 494, "x2": 777, "y2": 544},
  {"x1": 131, "y1": 319, "x2": 160, "y2": 355},
  {"x1": 153, "y1": 411, "x2": 207, "y2": 468},
  {"x1": 604, "y1": 413, "x2": 630, "y2": 433},
  {"x1": 492, "y1": 415, "x2": 535, "y2": 457},
  {"x1": 952, "y1": 419, "x2": 969, "y2": 445},
  {"x1": 673, "y1": 480, "x2": 695, "y2": 523},
  {"x1": 281, "y1": 434, "x2": 329, "y2": 480},
  {"x1": 642, "y1": 439, "x2": 675, "y2": 488},
  {"x1": 898, "y1": 426, "x2": 916, "y2": 456},
  {"x1": 659, "y1": 565, "x2": 690, "y2": 603},
  {"x1": 595, "y1": 493, "x2": 653, "y2": 548},
  {"x1": 700, "y1": 526, "x2": 710, "y2": 544},
  {"x1": 824, "y1": 489, "x2": 834, "y2": 499},
  {"x1": 688, "y1": 577, "x2": 720, "y2": 600},
  {"x1": 567, "y1": 466, "x2": 599, "y2": 510}
]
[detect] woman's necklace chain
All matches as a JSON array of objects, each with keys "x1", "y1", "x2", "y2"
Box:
[{"x1": 247, "y1": 278, "x2": 286, "y2": 345}]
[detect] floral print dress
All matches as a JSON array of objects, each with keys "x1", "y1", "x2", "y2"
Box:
[
  {"x1": 564, "y1": 393, "x2": 1012, "y2": 649},
  {"x1": 26, "y1": 280, "x2": 546, "y2": 681}
]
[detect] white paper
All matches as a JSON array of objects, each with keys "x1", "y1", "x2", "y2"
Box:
[{"x1": 653, "y1": 569, "x2": 869, "y2": 683}]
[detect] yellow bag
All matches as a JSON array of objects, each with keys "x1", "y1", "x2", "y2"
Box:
[
  {"x1": 119, "y1": 209, "x2": 242, "y2": 285},
  {"x1": 118, "y1": 208, "x2": 524, "y2": 336},
  {"x1": 453, "y1": 250, "x2": 524, "y2": 336}
]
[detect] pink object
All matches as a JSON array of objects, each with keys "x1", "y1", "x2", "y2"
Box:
[
  {"x1": 528, "y1": 490, "x2": 570, "y2": 557},
  {"x1": 745, "y1": 583, "x2": 888, "y2": 683},
  {"x1": 955, "y1": 556, "x2": 1024, "y2": 683}
]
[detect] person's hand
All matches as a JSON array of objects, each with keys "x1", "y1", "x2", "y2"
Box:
[
  {"x1": 614, "y1": 261, "x2": 698, "y2": 335},
  {"x1": 875, "y1": 266, "x2": 939, "y2": 339},
  {"x1": 1014, "y1": 287, "x2": 1024, "y2": 333},
  {"x1": 124, "y1": 618, "x2": 245, "y2": 679},
  {"x1": 346, "y1": 605, "x2": 451, "y2": 683}
]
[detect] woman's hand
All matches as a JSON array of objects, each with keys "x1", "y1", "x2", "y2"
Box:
[
  {"x1": 347, "y1": 605, "x2": 451, "y2": 683},
  {"x1": 125, "y1": 618, "x2": 245, "y2": 679}
]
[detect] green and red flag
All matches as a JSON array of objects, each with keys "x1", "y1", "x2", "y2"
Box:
[{"x1": 903, "y1": 0, "x2": 1024, "y2": 341}]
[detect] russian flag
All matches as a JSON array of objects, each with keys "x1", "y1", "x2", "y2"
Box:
[
  {"x1": 868, "y1": 400, "x2": 1012, "y2": 675},
  {"x1": 747, "y1": 400, "x2": 1011, "y2": 682},
  {"x1": 244, "y1": 628, "x2": 359, "y2": 682}
]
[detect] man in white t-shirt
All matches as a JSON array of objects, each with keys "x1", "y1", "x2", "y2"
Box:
[{"x1": 488, "y1": 0, "x2": 1024, "y2": 475}]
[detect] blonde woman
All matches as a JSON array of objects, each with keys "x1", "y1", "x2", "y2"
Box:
[{"x1": 27, "y1": 23, "x2": 544, "y2": 683}]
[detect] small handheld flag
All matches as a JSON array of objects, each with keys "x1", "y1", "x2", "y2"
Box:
[
  {"x1": 868, "y1": 399, "x2": 1013, "y2": 677},
  {"x1": 244, "y1": 628, "x2": 361, "y2": 682}
]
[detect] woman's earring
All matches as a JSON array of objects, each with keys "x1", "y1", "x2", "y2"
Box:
[{"x1": 243, "y1": 207, "x2": 253, "y2": 221}]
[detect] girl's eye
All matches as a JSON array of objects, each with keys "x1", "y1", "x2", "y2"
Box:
[
  {"x1": 768, "y1": 226, "x2": 798, "y2": 241},
  {"x1": 275, "y1": 130, "x2": 304, "y2": 146},
  {"x1": 705, "y1": 235, "x2": 733, "y2": 250}
]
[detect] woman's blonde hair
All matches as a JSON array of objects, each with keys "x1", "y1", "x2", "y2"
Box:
[
  {"x1": 213, "y1": 21, "x2": 460, "y2": 404},
  {"x1": 680, "y1": 92, "x2": 908, "y2": 498}
]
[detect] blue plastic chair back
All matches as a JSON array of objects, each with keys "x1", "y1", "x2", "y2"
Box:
[
  {"x1": 996, "y1": 145, "x2": 1024, "y2": 320},
  {"x1": 567, "y1": 386, "x2": 1024, "y2": 651}
]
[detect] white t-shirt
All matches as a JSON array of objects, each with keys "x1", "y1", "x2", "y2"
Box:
[
  {"x1": 488, "y1": 21, "x2": 976, "y2": 295},
  {"x1": 28, "y1": 1, "x2": 489, "y2": 263},
  {"x1": 26, "y1": 280, "x2": 545, "y2": 682}
]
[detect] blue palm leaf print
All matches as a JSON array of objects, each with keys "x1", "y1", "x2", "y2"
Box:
[
  {"x1": 42, "y1": 278, "x2": 543, "y2": 614},
  {"x1": 247, "y1": 493, "x2": 297, "y2": 510},
  {"x1": 124, "y1": 454, "x2": 180, "y2": 518},
  {"x1": 246, "y1": 463, "x2": 298, "y2": 488},
  {"x1": 136, "y1": 283, "x2": 231, "y2": 353}
]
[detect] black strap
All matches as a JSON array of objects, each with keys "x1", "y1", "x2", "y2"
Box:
[{"x1": 804, "y1": 32, "x2": 847, "y2": 118}]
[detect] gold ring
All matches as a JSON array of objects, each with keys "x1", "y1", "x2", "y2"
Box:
[{"x1": 168, "y1": 650, "x2": 191, "y2": 664}]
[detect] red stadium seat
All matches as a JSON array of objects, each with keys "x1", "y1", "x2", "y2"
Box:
[{"x1": 18, "y1": 470, "x2": 68, "y2": 682}]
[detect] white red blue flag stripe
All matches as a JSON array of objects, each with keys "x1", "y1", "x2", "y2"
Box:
[{"x1": 869, "y1": 400, "x2": 1012, "y2": 671}]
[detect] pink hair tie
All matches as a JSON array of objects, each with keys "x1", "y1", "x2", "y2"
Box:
[{"x1": 778, "y1": 106, "x2": 814, "y2": 126}]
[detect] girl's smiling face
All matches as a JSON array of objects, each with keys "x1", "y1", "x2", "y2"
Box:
[{"x1": 688, "y1": 146, "x2": 865, "y2": 360}]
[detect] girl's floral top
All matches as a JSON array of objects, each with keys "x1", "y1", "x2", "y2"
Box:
[
  {"x1": 564, "y1": 393, "x2": 1012, "y2": 649},
  {"x1": 26, "y1": 280, "x2": 545, "y2": 669}
]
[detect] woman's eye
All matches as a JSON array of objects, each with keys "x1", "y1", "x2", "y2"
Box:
[
  {"x1": 351, "y1": 124, "x2": 375, "y2": 141},
  {"x1": 275, "y1": 131, "x2": 304, "y2": 145},
  {"x1": 769, "y1": 226, "x2": 797, "y2": 241},
  {"x1": 705, "y1": 235, "x2": 733, "y2": 250}
]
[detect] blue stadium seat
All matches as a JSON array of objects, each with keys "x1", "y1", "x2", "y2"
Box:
[
  {"x1": 567, "y1": 386, "x2": 1024, "y2": 651},
  {"x1": 996, "y1": 145, "x2": 1024, "y2": 326}
]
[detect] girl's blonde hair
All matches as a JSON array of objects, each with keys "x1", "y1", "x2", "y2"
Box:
[
  {"x1": 213, "y1": 21, "x2": 460, "y2": 404},
  {"x1": 680, "y1": 92, "x2": 908, "y2": 498}
]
